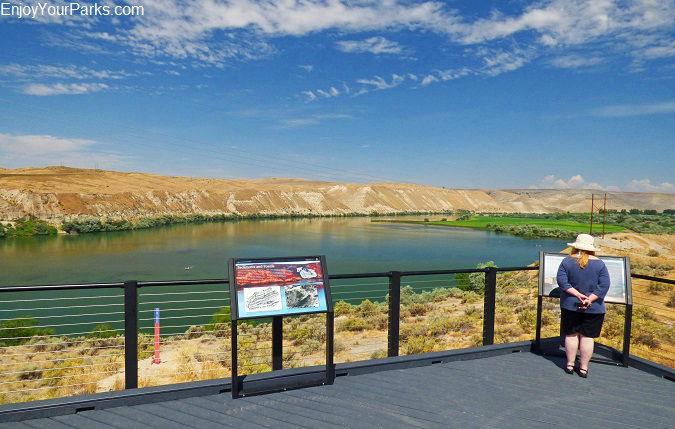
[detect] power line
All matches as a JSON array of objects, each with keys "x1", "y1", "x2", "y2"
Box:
[
  {"x1": 0, "y1": 107, "x2": 384, "y2": 183},
  {"x1": 0, "y1": 98, "x2": 404, "y2": 183}
]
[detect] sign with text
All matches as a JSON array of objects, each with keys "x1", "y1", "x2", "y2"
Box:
[
  {"x1": 228, "y1": 256, "x2": 332, "y2": 320},
  {"x1": 538, "y1": 252, "x2": 632, "y2": 305}
]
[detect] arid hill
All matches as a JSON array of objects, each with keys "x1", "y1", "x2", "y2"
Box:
[{"x1": 0, "y1": 166, "x2": 673, "y2": 221}]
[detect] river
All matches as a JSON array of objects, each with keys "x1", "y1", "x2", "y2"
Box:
[{"x1": 0, "y1": 217, "x2": 568, "y2": 335}]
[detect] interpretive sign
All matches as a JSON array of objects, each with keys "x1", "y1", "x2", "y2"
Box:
[
  {"x1": 228, "y1": 255, "x2": 335, "y2": 398},
  {"x1": 228, "y1": 256, "x2": 332, "y2": 320},
  {"x1": 538, "y1": 252, "x2": 632, "y2": 305}
]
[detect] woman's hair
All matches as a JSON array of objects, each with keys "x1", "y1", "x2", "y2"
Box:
[{"x1": 573, "y1": 249, "x2": 595, "y2": 269}]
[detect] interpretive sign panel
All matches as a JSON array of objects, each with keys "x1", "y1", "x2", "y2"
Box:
[
  {"x1": 538, "y1": 252, "x2": 631, "y2": 305},
  {"x1": 228, "y1": 256, "x2": 332, "y2": 320}
]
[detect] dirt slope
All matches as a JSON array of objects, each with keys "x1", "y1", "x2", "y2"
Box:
[{"x1": 0, "y1": 166, "x2": 673, "y2": 221}]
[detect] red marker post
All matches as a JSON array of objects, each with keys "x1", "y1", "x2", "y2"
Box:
[{"x1": 153, "y1": 308, "x2": 161, "y2": 364}]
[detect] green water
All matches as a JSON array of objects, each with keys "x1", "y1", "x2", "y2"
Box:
[{"x1": 0, "y1": 217, "x2": 568, "y2": 335}]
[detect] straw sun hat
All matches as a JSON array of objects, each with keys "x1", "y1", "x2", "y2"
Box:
[{"x1": 567, "y1": 233, "x2": 599, "y2": 252}]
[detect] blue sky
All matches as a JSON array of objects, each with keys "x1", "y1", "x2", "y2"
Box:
[{"x1": 0, "y1": 0, "x2": 673, "y2": 192}]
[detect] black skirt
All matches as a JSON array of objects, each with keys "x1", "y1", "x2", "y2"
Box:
[{"x1": 561, "y1": 308, "x2": 605, "y2": 338}]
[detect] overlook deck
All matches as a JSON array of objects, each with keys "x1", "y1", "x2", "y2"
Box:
[{"x1": 1, "y1": 344, "x2": 673, "y2": 429}]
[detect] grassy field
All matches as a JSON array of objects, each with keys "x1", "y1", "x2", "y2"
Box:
[{"x1": 375, "y1": 216, "x2": 626, "y2": 234}]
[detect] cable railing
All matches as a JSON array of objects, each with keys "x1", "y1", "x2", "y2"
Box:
[{"x1": 0, "y1": 266, "x2": 672, "y2": 404}]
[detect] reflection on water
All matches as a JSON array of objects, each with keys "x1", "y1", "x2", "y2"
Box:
[{"x1": 0, "y1": 217, "x2": 569, "y2": 286}]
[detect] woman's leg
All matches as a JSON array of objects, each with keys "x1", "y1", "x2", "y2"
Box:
[
  {"x1": 579, "y1": 335, "x2": 595, "y2": 371},
  {"x1": 565, "y1": 334, "x2": 580, "y2": 367}
]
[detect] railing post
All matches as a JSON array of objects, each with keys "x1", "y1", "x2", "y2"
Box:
[
  {"x1": 388, "y1": 271, "x2": 401, "y2": 357},
  {"x1": 124, "y1": 280, "x2": 138, "y2": 389},
  {"x1": 622, "y1": 304, "x2": 633, "y2": 367},
  {"x1": 482, "y1": 267, "x2": 497, "y2": 346},
  {"x1": 272, "y1": 316, "x2": 283, "y2": 371}
]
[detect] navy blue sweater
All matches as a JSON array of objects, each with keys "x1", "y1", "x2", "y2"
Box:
[{"x1": 556, "y1": 256, "x2": 610, "y2": 314}]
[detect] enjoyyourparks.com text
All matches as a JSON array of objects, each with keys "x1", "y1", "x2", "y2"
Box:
[{"x1": 1, "y1": 2, "x2": 144, "y2": 19}]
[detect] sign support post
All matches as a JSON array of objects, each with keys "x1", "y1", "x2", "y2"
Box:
[{"x1": 228, "y1": 255, "x2": 334, "y2": 399}]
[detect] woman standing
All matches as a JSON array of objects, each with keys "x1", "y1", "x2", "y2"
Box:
[{"x1": 556, "y1": 234, "x2": 610, "y2": 378}]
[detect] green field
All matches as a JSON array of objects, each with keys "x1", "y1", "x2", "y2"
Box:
[{"x1": 374, "y1": 216, "x2": 626, "y2": 234}]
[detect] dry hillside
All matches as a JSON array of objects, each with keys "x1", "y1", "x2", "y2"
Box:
[{"x1": 0, "y1": 166, "x2": 673, "y2": 221}]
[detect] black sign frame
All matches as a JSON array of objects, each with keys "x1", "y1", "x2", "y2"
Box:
[{"x1": 228, "y1": 255, "x2": 335, "y2": 399}]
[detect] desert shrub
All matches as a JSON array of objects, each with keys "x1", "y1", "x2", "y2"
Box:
[
  {"x1": 299, "y1": 339, "x2": 323, "y2": 355},
  {"x1": 287, "y1": 321, "x2": 325, "y2": 345},
  {"x1": 399, "y1": 322, "x2": 428, "y2": 340},
  {"x1": 427, "y1": 312, "x2": 454, "y2": 337},
  {"x1": 647, "y1": 249, "x2": 660, "y2": 257},
  {"x1": 517, "y1": 309, "x2": 537, "y2": 331},
  {"x1": 456, "y1": 263, "x2": 494, "y2": 293},
  {"x1": 495, "y1": 308, "x2": 513, "y2": 324},
  {"x1": 137, "y1": 334, "x2": 154, "y2": 359},
  {"x1": 463, "y1": 305, "x2": 482, "y2": 317},
  {"x1": 87, "y1": 324, "x2": 118, "y2": 339},
  {"x1": 367, "y1": 313, "x2": 388, "y2": 330},
  {"x1": 0, "y1": 316, "x2": 54, "y2": 346},
  {"x1": 18, "y1": 365, "x2": 44, "y2": 381},
  {"x1": 334, "y1": 301, "x2": 352, "y2": 316},
  {"x1": 354, "y1": 299, "x2": 380, "y2": 317},
  {"x1": 631, "y1": 321, "x2": 661, "y2": 348},
  {"x1": 634, "y1": 306, "x2": 657, "y2": 321},
  {"x1": 461, "y1": 291, "x2": 480, "y2": 304},
  {"x1": 495, "y1": 324, "x2": 524, "y2": 342},
  {"x1": 370, "y1": 349, "x2": 388, "y2": 359},
  {"x1": 62, "y1": 217, "x2": 105, "y2": 234},
  {"x1": 334, "y1": 340, "x2": 347, "y2": 353},
  {"x1": 448, "y1": 315, "x2": 480, "y2": 333},
  {"x1": 407, "y1": 302, "x2": 431, "y2": 316},
  {"x1": 403, "y1": 336, "x2": 437, "y2": 355},
  {"x1": 648, "y1": 282, "x2": 672, "y2": 295},
  {"x1": 184, "y1": 325, "x2": 205, "y2": 339},
  {"x1": 496, "y1": 293, "x2": 522, "y2": 307},
  {"x1": 205, "y1": 307, "x2": 231, "y2": 331},
  {"x1": 341, "y1": 318, "x2": 369, "y2": 332},
  {"x1": 667, "y1": 291, "x2": 675, "y2": 308}
]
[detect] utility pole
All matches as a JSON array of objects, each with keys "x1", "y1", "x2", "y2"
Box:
[{"x1": 589, "y1": 193, "x2": 610, "y2": 238}]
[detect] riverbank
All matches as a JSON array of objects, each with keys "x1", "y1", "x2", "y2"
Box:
[{"x1": 372, "y1": 216, "x2": 627, "y2": 239}]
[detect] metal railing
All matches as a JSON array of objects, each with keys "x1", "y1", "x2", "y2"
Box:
[{"x1": 0, "y1": 265, "x2": 672, "y2": 404}]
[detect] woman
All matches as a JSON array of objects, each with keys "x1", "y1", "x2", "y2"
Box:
[{"x1": 556, "y1": 233, "x2": 610, "y2": 378}]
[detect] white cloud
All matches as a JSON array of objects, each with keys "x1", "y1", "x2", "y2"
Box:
[
  {"x1": 280, "y1": 114, "x2": 352, "y2": 127},
  {"x1": 357, "y1": 74, "x2": 405, "y2": 91},
  {"x1": 23, "y1": 82, "x2": 109, "y2": 96},
  {"x1": 302, "y1": 91, "x2": 318, "y2": 102},
  {"x1": 550, "y1": 54, "x2": 604, "y2": 68},
  {"x1": 421, "y1": 75, "x2": 438, "y2": 86},
  {"x1": 535, "y1": 174, "x2": 620, "y2": 191},
  {"x1": 0, "y1": 63, "x2": 133, "y2": 81},
  {"x1": 299, "y1": 65, "x2": 314, "y2": 71},
  {"x1": 336, "y1": 36, "x2": 405, "y2": 55},
  {"x1": 123, "y1": 0, "x2": 452, "y2": 65},
  {"x1": 627, "y1": 179, "x2": 675, "y2": 193},
  {"x1": 533, "y1": 174, "x2": 675, "y2": 193},
  {"x1": 0, "y1": 133, "x2": 129, "y2": 169},
  {"x1": 595, "y1": 100, "x2": 675, "y2": 117},
  {"x1": 0, "y1": 133, "x2": 95, "y2": 154},
  {"x1": 480, "y1": 47, "x2": 534, "y2": 76}
]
